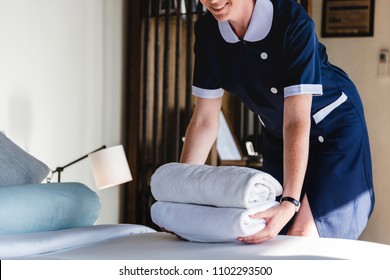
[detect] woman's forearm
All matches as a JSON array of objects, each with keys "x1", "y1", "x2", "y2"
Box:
[
  {"x1": 282, "y1": 95, "x2": 312, "y2": 200},
  {"x1": 180, "y1": 97, "x2": 223, "y2": 164},
  {"x1": 283, "y1": 120, "x2": 310, "y2": 199},
  {"x1": 180, "y1": 119, "x2": 219, "y2": 163}
]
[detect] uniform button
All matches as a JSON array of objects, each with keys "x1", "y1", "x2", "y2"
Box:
[
  {"x1": 318, "y1": 136, "x2": 324, "y2": 143},
  {"x1": 270, "y1": 87, "x2": 278, "y2": 94},
  {"x1": 260, "y1": 52, "x2": 268, "y2": 60}
]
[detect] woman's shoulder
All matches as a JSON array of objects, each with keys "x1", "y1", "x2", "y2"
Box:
[
  {"x1": 275, "y1": 0, "x2": 314, "y2": 25},
  {"x1": 273, "y1": 0, "x2": 315, "y2": 37}
]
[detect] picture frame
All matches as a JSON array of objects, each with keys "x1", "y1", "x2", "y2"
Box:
[
  {"x1": 321, "y1": 0, "x2": 375, "y2": 37},
  {"x1": 216, "y1": 112, "x2": 246, "y2": 166}
]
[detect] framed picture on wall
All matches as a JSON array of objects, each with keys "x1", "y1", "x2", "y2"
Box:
[
  {"x1": 217, "y1": 112, "x2": 246, "y2": 166},
  {"x1": 321, "y1": 0, "x2": 375, "y2": 37}
]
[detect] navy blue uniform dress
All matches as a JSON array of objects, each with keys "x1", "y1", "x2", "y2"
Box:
[{"x1": 192, "y1": 0, "x2": 374, "y2": 239}]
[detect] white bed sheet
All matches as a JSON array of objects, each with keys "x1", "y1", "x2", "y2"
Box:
[
  {"x1": 11, "y1": 231, "x2": 390, "y2": 260},
  {"x1": 0, "y1": 224, "x2": 155, "y2": 259}
]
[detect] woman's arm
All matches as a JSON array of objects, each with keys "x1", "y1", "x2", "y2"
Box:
[
  {"x1": 238, "y1": 94, "x2": 312, "y2": 243},
  {"x1": 180, "y1": 96, "x2": 223, "y2": 164},
  {"x1": 282, "y1": 94, "x2": 312, "y2": 203}
]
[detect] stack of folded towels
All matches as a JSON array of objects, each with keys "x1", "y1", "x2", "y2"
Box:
[{"x1": 150, "y1": 162, "x2": 283, "y2": 242}]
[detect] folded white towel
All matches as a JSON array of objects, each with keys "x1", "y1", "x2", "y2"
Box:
[
  {"x1": 150, "y1": 162, "x2": 282, "y2": 208},
  {"x1": 151, "y1": 200, "x2": 279, "y2": 242}
]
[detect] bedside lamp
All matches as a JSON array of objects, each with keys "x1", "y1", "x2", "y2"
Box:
[
  {"x1": 50, "y1": 145, "x2": 132, "y2": 190},
  {"x1": 88, "y1": 145, "x2": 132, "y2": 190}
]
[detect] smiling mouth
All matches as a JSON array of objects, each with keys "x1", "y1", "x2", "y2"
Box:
[{"x1": 211, "y1": 2, "x2": 228, "y2": 12}]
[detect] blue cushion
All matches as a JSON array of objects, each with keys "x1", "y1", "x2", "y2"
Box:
[
  {"x1": 0, "y1": 132, "x2": 50, "y2": 186},
  {"x1": 0, "y1": 183, "x2": 100, "y2": 234}
]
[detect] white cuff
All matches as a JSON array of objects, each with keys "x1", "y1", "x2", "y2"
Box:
[
  {"x1": 192, "y1": 86, "x2": 224, "y2": 99},
  {"x1": 284, "y1": 84, "x2": 323, "y2": 98}
]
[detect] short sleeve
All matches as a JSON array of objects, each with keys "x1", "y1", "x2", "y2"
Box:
[
  {"x1": 192, "y1": 21, "x2": 224, "y2": 99},
  {"x1": 283, "y1": 18, "x2": 323, "y2": 98}
]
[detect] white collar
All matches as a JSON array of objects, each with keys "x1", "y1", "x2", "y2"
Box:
[{"x1": 218, "y1": 0, "x2": 274, "y2": 43}]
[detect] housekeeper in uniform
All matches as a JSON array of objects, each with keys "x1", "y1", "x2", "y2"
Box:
[{"x1": 180, "y1": 0, "x2": 375, "y2": 243}]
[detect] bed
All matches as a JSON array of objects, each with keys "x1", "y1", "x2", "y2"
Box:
[
  {"x1": 1, "y1": 223, "x2": 390, "y2": 260},
  {"x1": 1, "y1": 138, "x2": 388, "y2": 261}
]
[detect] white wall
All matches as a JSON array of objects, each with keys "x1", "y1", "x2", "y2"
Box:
[
  {"x1": 0, "y1": 0, "x2": 124, "y2": 224},
  {"x1": 312, "y1": 0, "x2": 390, "y2": 244}
]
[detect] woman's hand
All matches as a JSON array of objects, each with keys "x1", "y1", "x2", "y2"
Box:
[{"x1": 237, "y1": 202, "x2": 296, "y2": 244}]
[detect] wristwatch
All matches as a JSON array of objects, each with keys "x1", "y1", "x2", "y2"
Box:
[{"x1": 280, "y1": 196, "x2": 301, "y2": 212}]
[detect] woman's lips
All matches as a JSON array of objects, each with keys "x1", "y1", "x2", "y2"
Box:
[{"x1": 210, "y1": 2, "x2": 228, "y2": 12}]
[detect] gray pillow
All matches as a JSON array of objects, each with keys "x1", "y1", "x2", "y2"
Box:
[{"x1": 0, "y1": 132, "x2": 49, "y2": 186}]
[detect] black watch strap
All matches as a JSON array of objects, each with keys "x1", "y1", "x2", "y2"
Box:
[{"x1": 280, "y1": 196, "x2": 301, "y2": 212}]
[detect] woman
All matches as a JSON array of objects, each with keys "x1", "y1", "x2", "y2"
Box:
[{"x1": 180, "y1": 0, "x2": 375, "y2": 244}]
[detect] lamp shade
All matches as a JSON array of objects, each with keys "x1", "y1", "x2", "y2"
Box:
[{"x1": 88, "y1": 145, "x2": 132, "y2": 190}]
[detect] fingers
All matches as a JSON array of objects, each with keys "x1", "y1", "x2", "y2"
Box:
[
  {"x1": 237, "y1": 225, "x2": 278, "y2": 244},
  {"x1": 248, "y1": 205, "x2": 277, "y2": 220},
  {"x1": 249, "y1": 211, "x2": 268, "y2": 219}
]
